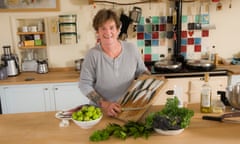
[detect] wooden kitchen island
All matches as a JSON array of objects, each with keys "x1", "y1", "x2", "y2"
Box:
[{"x1": 0, "y1": 104, "x2": 239, "y2": 144}]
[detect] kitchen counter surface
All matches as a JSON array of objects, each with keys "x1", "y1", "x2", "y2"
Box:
[
  {"x1": 0, "y1": 104, "x2": 239, "y2": 144},
  {"x1": 0, "y1": 65, "x2": 240, "y2": 85},
  {"x1": 0, "y1": 69, "x2": 80, "y2": 85}
]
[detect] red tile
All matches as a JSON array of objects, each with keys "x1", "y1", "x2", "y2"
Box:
[
  {"x1": 194, "y1": 45, "x2": 201, "y2": 52},
  {"x1": 144, "y1": 54, "x2": 152, "y2": 61},
  {"x1": 152, "y1": 32, "x2": 159, "y2": 39},
  {"x1": 181, "y1": 45, "x2": 187, "y2": 52},
  {"x1": 187, "y1": 38, "x2": 194, "y2": 45},
  {"x1": 202, "y1": 30, "x2": 209, "y2": 37},
  {"x1": 137, "y1": 32, "x2": 144, "y2": 39},
  {"x1": 159, "y1": 24, "x2": 166, "y2": 31},
  {"x1": 181, "y1": 31, "x2": 187, "y2": 38}
]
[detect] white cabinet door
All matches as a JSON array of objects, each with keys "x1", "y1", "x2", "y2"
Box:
[
  {"x1": 1, "y1": 84, "x2": 50, "y2": 114},
  {"x1": 52, "y1": 82, "x2": 89, "y2": 111}
]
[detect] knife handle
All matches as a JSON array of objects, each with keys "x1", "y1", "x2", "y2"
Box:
[{"x1": 202, "y1": 116, "x2": 222, "y2": 122}]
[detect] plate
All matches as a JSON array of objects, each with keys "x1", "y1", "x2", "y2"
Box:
[
  {"x1": 55, "y1": 111, "x2": 72, "y2": 120},
  {"x1": 154, "y1": 128, "x2": 184, "y2": 136}
]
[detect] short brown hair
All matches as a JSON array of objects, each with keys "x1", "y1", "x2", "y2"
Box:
[{"x1": 92, "y1": 9, "x2": 121, "y2": 31}]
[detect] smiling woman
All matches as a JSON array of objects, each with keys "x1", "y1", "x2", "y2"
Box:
[{"x1": 0, "y1": 0, "x2": 60, "y2": 12}]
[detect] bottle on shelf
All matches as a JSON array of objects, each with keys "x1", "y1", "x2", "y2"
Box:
[{"x1": 200, "y1": 72, "x2": 212, "y2": 113}]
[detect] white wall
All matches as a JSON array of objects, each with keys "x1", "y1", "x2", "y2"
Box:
[{"x1": 0, "y1": 0, "x2": 239, "y2": 68}]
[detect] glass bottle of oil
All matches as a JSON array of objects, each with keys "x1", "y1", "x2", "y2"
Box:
[{"x1": 200, "y1": 72, "x2": 212, "y2": 113}]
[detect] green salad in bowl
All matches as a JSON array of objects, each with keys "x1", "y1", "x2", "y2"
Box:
[{"x1": 145, "y1": 97, "x2": 194, "y2": 135}]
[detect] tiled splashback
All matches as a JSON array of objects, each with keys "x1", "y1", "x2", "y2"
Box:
[{"x1": 137, "y1": 14, "x2": 210, "y2": 62}]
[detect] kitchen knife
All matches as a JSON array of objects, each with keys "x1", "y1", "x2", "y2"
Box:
[
  {"x1": 202, "y1": 112, "x2": 240, "y2": 123},
  {"x1": 121, "y1": 106, "x2": 147, "y2": 111}
]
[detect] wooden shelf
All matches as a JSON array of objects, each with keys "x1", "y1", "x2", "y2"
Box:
[
  {"x1": 17, "y1": 32, "x2": 45, "y2": 35},
  {"x1": 19, "y1": 45, "x2": 47, "y2": 49}
]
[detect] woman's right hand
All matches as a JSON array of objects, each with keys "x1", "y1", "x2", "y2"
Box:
[{"x1": 100, "y1": 101, "x2": 121, "y2": 117}]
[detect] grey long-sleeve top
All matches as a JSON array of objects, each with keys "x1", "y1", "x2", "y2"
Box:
[{"x1": 79, "y1": 41, "x2": 148, "y2": 104}]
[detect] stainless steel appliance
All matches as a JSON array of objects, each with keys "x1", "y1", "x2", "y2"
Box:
[
  {"x1": 37, "y1": 59, "x2": 48, "y2": 74},
  {"x1": 1, "y1": 45, "x2": 20, "y2": 77}
]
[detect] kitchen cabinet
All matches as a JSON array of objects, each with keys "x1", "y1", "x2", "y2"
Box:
[
  {"x1": 52, "y1": 82, "x2": 89, "y2": 111},
  {"x1": 153, "y1": 75, "x2": 228, "y2": 105},
  {"x1": 0, "y1": 82, "x2": 89, "y2": 114},
  {"x1": 0, "y1": 84, "x2": 51, "y2": 114}
]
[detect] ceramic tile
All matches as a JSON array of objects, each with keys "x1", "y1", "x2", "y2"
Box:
[
  {"x1": 152, "y1": 40, "x2": 159, "y2": 46},
  {"x1": 194, "y1": 38, "x2": 201, "y2": 45},
  {"x1": 139, "y1": 17, "x2": 145, "y2": 25},
  {"x1": 144, "y1": 54, "x2": 152, "y2": 61},
  {"x1": 181, "y1": 30, "x2": 187, "y2": 38},
  {"x1": 187, "y1": 38, "x2": 194, "y2": 45},
  {"x1": 159, "y1": 16, "x2": 166, "y2": 24},
  {"x1": 181, "y1": 38, "x2": 187, "y2": 45},
  {"x1": 194, "y1": 45, "x2": 201, "y2": 52},
  {"x1": 152, "y1": 32, "x2": 159, "y2": 39},
  {"x1": 202, "y1": 30, "x2": 209, "y2": 37},
  {"x1": 159, "y1": 32, "x2": 166, "y2": 38},
  {"x1": 145, "y1": 40, "x2": 151, "y2": 46},
  {"x1": 144, "y1": 33, "x2": 152, "y2": 40},
  {"x1": 152, "y1": 53, "x2": 160, "y2": 61},
  {"x1": 181, "y1": 45, "x2": 187, "y2": 52},
  {"x1": 151, "y1": 46, "x2": 160, "y2": 54},
  {"x1": 159, "y1": 24, "x2": 166, "y2": 31},
  {"x1": 137, "y1": 32, "x2": 144, "y2": 39},
  {"x1": 144, "y1": 24, "x2": 152, "y2": 33},
  {"x1": 152, "y1": 16, "x2": 159, "y2": 24},
  {"x1": 137, "y1": 25, "x2": 144, "y2": 32},
  {"x1": 144, "y1": 46, "x2": 151, "y2": 54},
  {"x1": 152, "y1": 24, "x2": 159, "y2": 31},
  {"x1": 137, "y1": 40, "x2": 145, "y2": 47},
  {"x1": 182, "y1": 15, "x2": 188, "y2": 23}
]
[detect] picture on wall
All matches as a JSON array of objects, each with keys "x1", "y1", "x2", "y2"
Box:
[{"x1": 0, "y1": 0, "x2": 60, "y2": 12}]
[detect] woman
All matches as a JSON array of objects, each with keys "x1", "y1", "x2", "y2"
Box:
[{"x1": 79, "y1": 8, "x2": 150, "y2": 117}]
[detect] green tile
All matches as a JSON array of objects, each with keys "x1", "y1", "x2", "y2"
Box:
[
  {"x1": 159, "y1": 32, "x2": 166, "y2": 38},
  {"x1": 139, "y1": 17, "x2": 145, "y2": 25},
  {"x1": 137, "y1": 40, "x2": 144, "y2": 47},
  {"x1": 182, "y1": 15, "x2": 188, "y2": 23},
  {"x1": 152, "y1": 54, "x2": 160, "y2": 61},
  {"x1": 144, "y1": 24, "x2": 152, "y2": 33},
  {"x1": 144, "y1": 46, "x2": 151, "y2": 54},
  {"x1": 152, "y1": 16, "x2": 159, "y2": 24}
]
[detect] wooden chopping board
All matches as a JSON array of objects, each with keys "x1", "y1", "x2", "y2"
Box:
[{"x1": 115, "y1": 75, "x2": 166, "y2": 122}]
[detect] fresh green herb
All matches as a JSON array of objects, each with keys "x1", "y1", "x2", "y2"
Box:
[
  {"x1": 89, "y1": 121, "x2": 153, "y2": 142},
  {"x1": 145, "y1": 96, "x2": 194, "y2": 130}
]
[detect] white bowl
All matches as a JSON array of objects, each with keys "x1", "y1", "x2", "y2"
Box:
[
  {"x1": 72, "y1": 115, "x2": 102, "y2": 129},
  {"x1": 154, "y1": 128, "x2": 184, "y2": 136}
]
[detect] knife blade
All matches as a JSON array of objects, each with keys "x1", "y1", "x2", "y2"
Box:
[
  {"x1": 121, "y1": 106, "x2": 147, "y2": 111},
  {"x1": 202, "y1": 112, "x2": 240, "y2": 122}
]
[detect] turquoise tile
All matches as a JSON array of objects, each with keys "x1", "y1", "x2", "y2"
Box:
[
  {"x1": 144, "y1": 46, "x2": 151, "y2": 54},
  {"x1": 152, "y1": 16, "x2": 159, "y2": 24},
  {"x1": 152, "y1": 54, "x2": 160, "y2": 61},
  {"x1": 139, "y1": 17, "x2": 145, "y2": 25},
  {"x1": 137, "y1": 40, "x2": 144, "y2": 47},
  {"x1": 201, "y1": 14, "x2": 209, "y2": 24},
  {"x1": 182, "y1": 15, "x2": 188, "y2": 23}
]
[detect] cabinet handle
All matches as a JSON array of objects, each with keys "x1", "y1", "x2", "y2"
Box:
[
  {"x1": 44, "y1": 88, "x2": 48, "y2": 90},
  {"x1": 54, "y1": 88, "x2": 58, "y2": 90},
  {"x1": 166, "y1": 90, "x2": 174, "y2": 95}
]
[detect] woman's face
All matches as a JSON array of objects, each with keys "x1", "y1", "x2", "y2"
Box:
[{"x1": 97, "y1": 19, "x2": 120, "y2": 46}]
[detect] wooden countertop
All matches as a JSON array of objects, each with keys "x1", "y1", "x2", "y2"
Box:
[
  {"x1": 0, "y1": 104, "x2": 239, "y2": 144},
  {"x1": 0, "y1": 65, "x2": 240, "y2": 86},
  {"x1": 0, "y1": 70, "x2": 80, "y2": 85}
]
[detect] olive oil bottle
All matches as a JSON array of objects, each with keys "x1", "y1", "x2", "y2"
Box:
[{"x1": 200, "y1": 73, "x2": 212, "y2": 113}]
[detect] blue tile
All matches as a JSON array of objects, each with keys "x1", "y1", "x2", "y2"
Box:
[
  {"x1": 137, "y1": 25, "x2": 144, "y2": 32},
  {"x1": 194, "y1": 38, "x2": 201, "y2": 45},
  {"x1": 152, "y1": 40, "x2": 159, "y2": 46},
  {"x1": 181, "y1": 38, "x2": 187, "y2": 45},
  {"x1": 144, "y1": 33, "x2": 152, "y2": 40}
]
